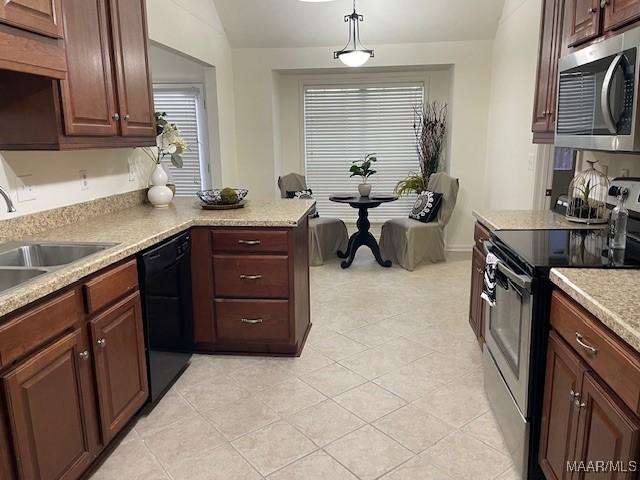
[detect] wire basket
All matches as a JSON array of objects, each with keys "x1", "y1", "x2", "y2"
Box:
[{"x1": 566, "y1": 161, "x2": 610, "y2": 224}]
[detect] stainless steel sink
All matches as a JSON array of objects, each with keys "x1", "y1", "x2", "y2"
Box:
[
  {"x1": 0, "y1": 241, "x2": 118, "y2": 294},
  {"x1": 0, "y1": 268, "x2": 47, "y2": 291},
  {"x1": 0, "y1": 242, "x2": 116, "y2": 268}
]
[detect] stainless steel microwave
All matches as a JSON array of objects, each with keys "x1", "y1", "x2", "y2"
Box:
[{"x1": 555, "y1": 27, "x2": 640, "y2": 152}]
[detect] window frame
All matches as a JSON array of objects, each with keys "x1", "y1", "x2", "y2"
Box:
[
  {"x1": 152, "y1": 82, "x2": 213, "y2": 194},
  {"x1": 300, "y1": 74, "x2": 430, "y2": 222}
]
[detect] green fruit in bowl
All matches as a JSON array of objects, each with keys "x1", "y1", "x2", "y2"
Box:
[{"x1": 220, "y1": 187, "x2": 239, "y2": 205}]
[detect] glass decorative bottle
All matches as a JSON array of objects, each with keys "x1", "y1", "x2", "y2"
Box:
[{"x1": 609, "y1": 189, "x2": 629, "y2": 250}]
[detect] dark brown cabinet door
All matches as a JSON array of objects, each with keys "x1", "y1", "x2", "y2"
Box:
[
  {"x1": 533, "y1": 0, "x2": 559, "y2": 134},
  {"x1": 539, "y1": 332, "x2": 586, "y2": 480},
  {"x1": 573, "y1": 372, "x2": 640, "y2": 479},
  {"x1": 468, "y1": 245, "x2": 485, "y2": 344},
  {"x1": 564, "y1": 0, "x2": 601, "y2": 47},
  {"x1": 59, "y1": 0, "x2": 118, "y2": 137},
  {"x1": 0, "y1": 0, "x2": 64, "y2": 38},
  {"x1": 2, "y1": 329, "x2": 99, "y2": 480},
  {"x1": 603, "y1": 0, "x2": 640, "y2": 31},
  {"x1": 90, "y1": 292, "x2": 148, "y2": 443},
  {"x1": 109, "y1": 0, "x2": 155, "y2": 138}
]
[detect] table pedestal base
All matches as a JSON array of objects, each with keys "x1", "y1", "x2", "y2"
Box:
[{"x1": 337, "y1": 206, "x2": 392, "y2": 269}]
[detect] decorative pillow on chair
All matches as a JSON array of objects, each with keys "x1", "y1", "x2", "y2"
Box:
[
  {"x1": 409, "y1": 191, "x2": 443, "y2": 223},
  {"x1": 286, "y1": 189, "x2": 319, "y2": 218},
  {"x1": 286, "y1": 189, "x2": 313, "y2": 199}
]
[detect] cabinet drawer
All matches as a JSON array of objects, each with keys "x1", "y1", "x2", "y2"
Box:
[
  {"x1": 213, "y1": 255, "x2": 289, "y2": 299},
  {"x1": 551, "y1": 290, "x2": 640, "y2": 413},
  {"x1": 0, "y1": 289, "x2": 82, "y2": 367},
  {"x1": 83, "y1": 259, "x2": 138, "y2": 315},
  {"x1": 212, "y1": 229, "x2": 289, "y2": 254},
  {"x1": 215, "y1": 299, "x2": 290, "y2": 342}
]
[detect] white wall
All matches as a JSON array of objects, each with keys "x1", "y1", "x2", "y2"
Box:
[
  {"x1": 0, "y1": 0, "x2": 237, "y2": 221},
  {"x1": 232, "y1": 41, "x2": 494, "y2": 250},
  {"x1": 483, "y1": 0, "x2": 542, "y2": 211}
]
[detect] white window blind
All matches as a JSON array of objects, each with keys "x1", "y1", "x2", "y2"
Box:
[
  {"x1": 304, "y1": 84, "x2": 424, "y2": 222},
  {"x1": 153, "y1": 85, "x2": 209, "y2": 196}
]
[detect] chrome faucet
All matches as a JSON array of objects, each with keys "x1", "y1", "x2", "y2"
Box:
[{"x1": 0, "y1": 185, "x2": 16, "y2": 213}]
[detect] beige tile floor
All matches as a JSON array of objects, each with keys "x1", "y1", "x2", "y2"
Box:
[{"x1": 91, "y1": 251, "x2": 522, "y2": 480}]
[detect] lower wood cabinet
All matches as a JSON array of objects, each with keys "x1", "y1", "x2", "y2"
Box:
[
  {"x1": 540, "y1": 294, "x2": 640, "y2": 479},
  {"x1": 469, "y1": 222, "x2": 490, "y2": 345},
  {"x1": 192, "y1": 221, "x2": 311, "y2": 355},
  {"x1": 0, "y1": 257, "x2": 148, "y2": 480},
  {"x1": 89, "y1": 292, "x2": 148, "y2": 444},
  {"x1": 2, "y1": 329, "x2": 99, "y2": 480}
]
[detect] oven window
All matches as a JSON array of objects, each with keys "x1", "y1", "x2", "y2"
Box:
[{"x1": 489, "y1": 276, "x2": 525, "y2": 375}]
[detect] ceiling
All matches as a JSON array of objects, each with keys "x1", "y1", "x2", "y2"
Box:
[{"x1": 213, "y1": 0, "x2": 506, "y2": 48}]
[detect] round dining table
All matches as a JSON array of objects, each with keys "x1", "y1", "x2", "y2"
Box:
[{"x1": 329, "y1": 194, "x2": 398, "y2": 269}]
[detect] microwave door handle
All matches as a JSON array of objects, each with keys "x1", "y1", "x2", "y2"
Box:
[{"x1": 601, "y1": 53, "x2": 624, "y2": 134}]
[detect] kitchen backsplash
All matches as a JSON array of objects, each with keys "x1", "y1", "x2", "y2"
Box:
[
  {"x1": 0, "y1": 189, "x2": 148, "y2": 243},
  {"x1": 0, "y1": 149, "x2": 154, "y2": 222},
  {"x1": 581, "y1": 150, "x2": 640, "y2": 178}
]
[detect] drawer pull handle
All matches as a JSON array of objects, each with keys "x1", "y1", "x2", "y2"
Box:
[
  {"x1": 575, "y1": 333, "x2": 597, "y2": 355},
  {"x1": 238, "y1": 240, "x2": 261, "y2": 246},
  {"x1": 240, "y1": 274, "x2": 263, "y2": 281},
  {"x1": 241, "y1": 318, "x2": 263, "y2": 325}
]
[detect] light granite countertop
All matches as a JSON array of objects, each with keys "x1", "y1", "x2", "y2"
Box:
[
  {"x1": 473, "y1": 210, "x2": 599, "y2": 231},
  {"x1": 551, "y1": 268, "x2": 640, "y2": 354},
  {"x1": 0, "y1": 198, "x2": 315, "y2": 319}
]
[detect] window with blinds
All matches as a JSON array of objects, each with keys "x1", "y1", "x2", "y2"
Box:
[
  {"x1": 153, "y1": 85, "x2": 210, "y2": 196},
  {"x1": 304, "y1": 83, "x2": 424, "y2": 222}
]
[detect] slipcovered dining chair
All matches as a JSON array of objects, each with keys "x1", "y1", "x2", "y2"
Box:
[
  {"x1": 379, "y1": 172, "x2": 460, "y2": 271},
  {"x1": 278, "y1": 173, "x2": 349, "y2": 266}
]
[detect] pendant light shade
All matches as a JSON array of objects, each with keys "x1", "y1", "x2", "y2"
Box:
[{"x1": 334, "y1": 0, "x2": 374, "y2": 67}]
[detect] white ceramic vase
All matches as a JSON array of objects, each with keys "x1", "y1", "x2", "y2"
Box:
[
  {"x1": 358, "y1": 183, "x2": 372, "y2": 197},
  {"x1": 147, "y1": 164, "x2": 174, "y2": 208}
]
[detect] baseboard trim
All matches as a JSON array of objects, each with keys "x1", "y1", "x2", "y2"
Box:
[{"x1": 446, "y1": 244, "x2": 473, "y2": 252}]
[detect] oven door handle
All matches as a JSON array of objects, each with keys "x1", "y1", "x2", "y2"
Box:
[
  {"x1": 601, "y1": 53, "x2": 624, "y2": 135},
  {"x1": 483, "y1": 241, "x2": 533, "y2": 293}
]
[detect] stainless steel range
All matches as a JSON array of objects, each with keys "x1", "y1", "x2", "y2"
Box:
[{"x1": 482, "y1": 178, "x2": 640, "y2": 480}]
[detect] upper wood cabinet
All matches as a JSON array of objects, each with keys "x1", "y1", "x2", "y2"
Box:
[
  {"x1": 109, "y1": 0, "x2": 155, "y2": 138},
  {"x1": 2, "y1": 329, "x2": 99, "y2": 480},
  {"x1": 59, "y1": 0, "x2": 118, "y2": 137},
  {"x1": 564, "y1": 0, "x2": 601, "y2": 47},
  {"x1": 0, "y1": 0, "x2": 64, "y2": 38},
  {"x1": 603, "y1": 0, "x2": 640, "y2": 31},
  {"x1": 0, "y1": 0, "x2": 156, "y2": 150},
  {"x1": 89, "y1": 292, "x2": 148, "y2": 444}
]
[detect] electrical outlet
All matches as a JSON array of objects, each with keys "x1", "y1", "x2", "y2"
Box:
[
  {"x1": 16, "y1": 175, "x2": 36, "y2": 202},
  {"x1": 128, "y1": 160, "x2": 136, "y2": 183},
  {"x1": 79, "y1": 170, "x2": 89, "y2": 190}
]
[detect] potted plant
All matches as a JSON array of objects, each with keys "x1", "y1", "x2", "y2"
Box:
[
  {"x1": 142, "y1": 112, "x2": 189, "y2": 208},
  {"x1": 395, "y1": 101, "x2": 447, "y2": 196},
  {"x1": 350, "y1": 153, "x2": 377, "y2": 197}
]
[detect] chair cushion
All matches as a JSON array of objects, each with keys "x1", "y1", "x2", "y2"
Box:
[{"x1": 409, "y1": 191, "x2": 443, "y2": 223}]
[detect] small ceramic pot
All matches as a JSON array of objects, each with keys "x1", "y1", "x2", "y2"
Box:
[
  {"x1": 147, "y1": 164, "x2": 174, "y2": 208},
  {"x1": 358, "y1": 183, "x2": 372, "y2": 197}
]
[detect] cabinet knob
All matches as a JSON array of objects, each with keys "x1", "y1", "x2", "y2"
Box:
[
  {"x1": 575, "y1": 399, "x2": 587, "y2": 409},
  {"x1": 112, "y1": 113, "x2": 120, "y2": 121},
  {"x1": 601, "y1": 0, "x2": 609, "y2": 7},
  {"x1": 588, "y1": 7, "x2": 597, "y2": 13},
  {"x1": 124, "y1": 114, "x2": 130, "y2": 121},
  {"x1": 97, "y1": 338, "x2": 107, "y2": 348},
  {"x1": 569, "y1": 389, "x2": 580, "y2": 400},
  {"x1": 79, "y1": 351, "x2": 89, "y2": 361}
]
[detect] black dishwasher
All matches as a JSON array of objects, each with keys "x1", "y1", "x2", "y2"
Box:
[{"x1": 138, "y1": 231, "x2": 193, "y2": 405}]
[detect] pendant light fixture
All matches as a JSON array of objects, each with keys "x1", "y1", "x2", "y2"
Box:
[{"x1": 334, "y1": 0, "x2": 374, "y2": 67}]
